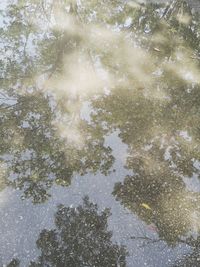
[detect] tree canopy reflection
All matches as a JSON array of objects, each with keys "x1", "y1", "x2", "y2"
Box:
[
  {"x1": 28, "y1": 197, "x2": 126, "y2": 267},
  {"x1": 86, "y1": 0, "x2": 200, "y2": 249},
  {"x1": 1, "y1": 0, "x2": 200, "y2": 265},
  {"x1": 173, "y1": 240, "x2": 200, "y2": 266},
  {"x1": 0, "y1": 90, "x2": 114, "y2": 203}
]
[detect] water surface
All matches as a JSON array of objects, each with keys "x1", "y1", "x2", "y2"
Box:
[{"x1": 1, "y1": 0, "x2": 200, "y2": 266}]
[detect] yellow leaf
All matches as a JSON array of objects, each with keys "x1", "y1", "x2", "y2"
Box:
[{"x1": 141, "y1": 203, "x2": 152, "y2": 210}]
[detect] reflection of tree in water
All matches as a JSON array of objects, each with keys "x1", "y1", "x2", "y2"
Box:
[
  {"x1": 2, "y1": 0, "x2": 199, "y2": 205},
  {"x1": 88, "y1": 0, "x2": 200, "y2": 248},
  {"x1": 6, "y1": 258, "x2": 20, "y2": 267},
  {"x1": 173, "y1": 238, "x2": 200, "y2": 266},
  {"x1": 28, "y1": 197, "x2": 127, "y2": 267},
  {"x1": 0, "y1": 0, "x2": 118, "y2": 203},
  {"x1": 0, "y1": 90, "x2": 114, "y2": 203},
  {"x1": 113, "y1": 168, "x2": 200, "y2": 244},
  {"x1": 0, "y1": 0, "x2": 115, "y2": 201},
  {"x1": 27, "y1": 197, "x2": 126, "y2": 267},
  {"x1": 1, "y1": 0, "x2": 200, "y2": 264}
]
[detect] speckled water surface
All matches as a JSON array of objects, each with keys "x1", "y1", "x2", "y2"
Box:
[{"x1": 0, "y1": 1, "x2": 200, "y2": 266}]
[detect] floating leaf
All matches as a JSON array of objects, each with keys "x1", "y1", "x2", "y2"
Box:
[
  {"x1": 153, "y1": 47, "x2": 161, "y2": 52},
  {"x1": 141, "y1": 203, "x2": 152, "y2": 210}
]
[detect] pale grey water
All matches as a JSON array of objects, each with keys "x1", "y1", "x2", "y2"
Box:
[{"x1": 0, "y1": 1, "x2": 200, "y2": 266}]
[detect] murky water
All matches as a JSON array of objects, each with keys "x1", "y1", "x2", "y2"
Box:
[{"x1": 0, "y1": 0, "x2": 200, "y2": 266}]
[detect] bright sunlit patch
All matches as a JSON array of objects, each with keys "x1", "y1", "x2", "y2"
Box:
[
  {"x1": 52, "y1": 9, "x2": 80, "y2": 35},
  {"x1": 166, "y1": 48, "x2": 200, "y2": 84},
  {"x1": 124, "y1": 17, "x2": 133, "y2": 28},
  {"x1": 177, "y1": 13, "x2": 191, "y2": 25}
]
